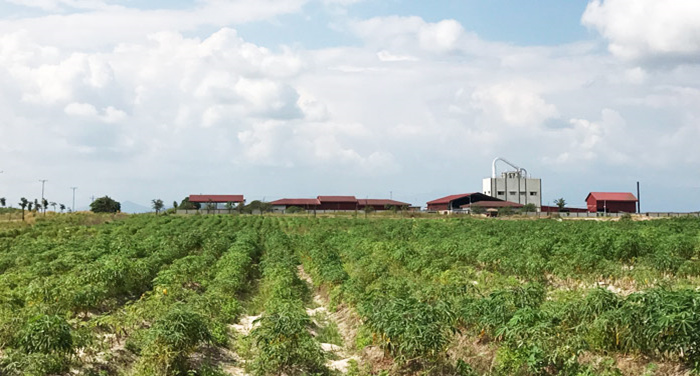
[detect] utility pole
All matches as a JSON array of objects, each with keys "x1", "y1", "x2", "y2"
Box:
[
  {"x1": 70, "y1": 187, "x2": 77, "y2": 212},
  {"x1": 39, "y1": 179, "x2": 47, "y2": 213}
]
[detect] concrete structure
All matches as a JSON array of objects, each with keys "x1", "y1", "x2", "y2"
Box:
[
  {"x1": 426, "y1": 192, "x2": 503, "y2": 212},
  {"x1": 586, "y1": 192, "x2": 638, "y2": 213},
  {"x1": 482, "y1": 158, "x2": 542, "y2": 208}
]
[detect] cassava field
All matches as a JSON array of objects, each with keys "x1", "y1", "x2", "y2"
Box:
[{"x1": 1, "y1": 214, "x2": 700, "y2": 376}]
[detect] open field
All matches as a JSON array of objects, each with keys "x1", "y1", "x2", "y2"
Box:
[{"x1": 1, "y1": 214, "x2": 700, "y2": 375}]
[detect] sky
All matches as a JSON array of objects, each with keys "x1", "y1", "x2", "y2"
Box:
[{"x1": 1, "y1": 0, "x2": 700, "y2": 212}]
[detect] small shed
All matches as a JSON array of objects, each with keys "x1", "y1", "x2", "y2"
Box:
[{"x1": 585, "y1": 192, "x2": 638, "y2": 213}]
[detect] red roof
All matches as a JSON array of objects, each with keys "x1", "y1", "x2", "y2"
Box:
[
  {"x1": 358, "y1": 199, "x2": 410, "y2": 206},
  {"x1": 461, "y1": 200, "x2": 523, "y2": 208},
  {"x1": 426, "y1": 193, "x2": 475, "y2": 205},
  {"x1": 270, "y1": 198, "x2": 320, "y2": 206},
  {"x1": 317, "y1": 196, "x2": 357, "y2": 203},
  {"x1": 586, "y1": 192, "x2": 638, "y2": 202},
  {"x1": 189, "y1": 194, "x2": 244, "y2": 203}
]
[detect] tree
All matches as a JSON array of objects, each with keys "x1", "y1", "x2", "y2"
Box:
[
  {"x1": 33, "y1": 199, "x2": 39, "y2": 212},
  {"x1": 471, "y1": 205, "x2": 486, "y2": 215},
  {"x1": 50, "y1": 202, "x2": 57, "y2": 212},
  {"x1": 521, "y1": 203, "x2": 537, "y2": 213},
  {"x1": 178, "y1": 197, "x2": 200, "y2": 210},
  {"x1": 19, "y1": 197, "x2": 28, "y2": 221},
  {"x1": 363, "y1": 205, "x2": 374, "y2": 218},
  {"x1": 90, "y1": 196, "x2": 121, "y2": 213},
  {"x1": 285, "y1": 206, "x2": 305, "y2": 214},
  {"x1": 554, "y1": 198, "x2": 567, "y2": 212},
  {"x1": 173, "y1": 201, "x2": 178, "y2": 209},
  {"x1": 42, "y1": 198, "x2": 48, "y2": 214},
  {"x1": 225, "y1": 201, "x2": 236, "y2": 214},
  {"x1": 244, "y1": 200, "x2": 271, "y2": 215},
  {"x1": 152, "y1": 199, "x2": 164, "y2": 215},
  {"x1": 59, "y1": 204, "x2": 66, "y2": 213},
  {"x1": 498, "y1": 206, "x2": 514, "y2": 216},
  {"x1": 205, "y1": 200, "x2": 216, "y2": 213},
  {"x1": 0, "y1": 197, "x2": 5, "y2": 207}
]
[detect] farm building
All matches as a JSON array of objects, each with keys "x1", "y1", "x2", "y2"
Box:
[
  {"x1": 426, "y1": 192, "x2": 504, "y2": 212},
  {"x1": 269, "y1": 198, "x2": 320, "y2": 212},
  {"x1": 189, "y1": 194, "x2": 245, "y2": 209},
  {"x1": 270, "y1": 196, "x2": 411, "y2": 213},
  {"x1": 357, "y1": 199, "x2": 411, "y2": 211},
  {"x1": 585, "y1": 192, "x2": 638, "y2": 213},
  {"x1": 540, "y1": 205, "x2": 588, "y2": 213},
  {"x1": 317, "y1": 196, "x2": 359, "y2": 211},
  {"x1": 460, "y1": 200, "x2": 524, "y2": 211}
]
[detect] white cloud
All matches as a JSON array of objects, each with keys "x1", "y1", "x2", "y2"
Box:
[
  {"x1": 470, "y1": 83, "x2": 559, "y2": 126},
  {"x1": 582, "y1": 0, "x2": 700, "y2": 62},
  {"x1": 350, "y1": 16, "x2": 470, "y2": 55},
  {"x1": 0, "y1": 0, "x2": 310, "y2": 49},
  {"x1": 0, "y1": 7, "x2": 699, "y2": 211},
  {"x1": 64, "y1": 102, "x2": 97, "y2": 116}
]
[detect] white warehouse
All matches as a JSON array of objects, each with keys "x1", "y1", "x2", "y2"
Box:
[{"x1": 482, "y1": 158, "x2": 542, "y2": 208}]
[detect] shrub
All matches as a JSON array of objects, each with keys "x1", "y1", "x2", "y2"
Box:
[
  {"x1": 136, "y1": 304, "x2": 212, "y2": 375},
  {"x1": 249, "y1": 300, "x2": 328, "y2": 376},
  {"x1": 19, "y1": 314, "x2": 73, "y2": 355}
]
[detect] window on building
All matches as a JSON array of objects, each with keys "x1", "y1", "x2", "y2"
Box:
[
  {"x1": 509, "y1": 191, "x2": 516, "y2": 195},
  {"x1": 497, "y1": 191, "x2": 505, "y2": 196},
  {"x1": 520, "y1": 192, "x2": 526, "y2": 195},
  {"x1": 530, "y1": 192, "x2": 537, "y2": 196}
]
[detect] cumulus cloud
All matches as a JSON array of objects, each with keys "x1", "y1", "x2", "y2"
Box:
[
  {"x1": 582, "y1": 0, "x2": 700, "y2": 62},
  {"x1": 470, "y1": 83, "x2": 560, "y2": 126},
  {"x1": 0, "y1": 5, "x2": 699, "y2": 210},
  {"x1": 350, "y1": 16, "x2": 470, "y2": 54}
]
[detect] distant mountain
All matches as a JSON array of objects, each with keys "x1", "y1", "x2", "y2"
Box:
[{"x1": 120, "y1": 201, "x2": 151, "y2": 214}]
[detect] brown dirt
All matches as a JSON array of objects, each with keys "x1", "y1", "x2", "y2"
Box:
[
  {"x1": 446, "y1": 332, "x2": 498, "y2": 374},
  {"x1": 297, "y1": 264, "x2": 366, "y2": 373}
]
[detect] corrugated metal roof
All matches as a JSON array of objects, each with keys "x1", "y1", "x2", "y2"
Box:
[
  {"x1": 317, "y1": 196, "x2": 357, "y2": 202},
  {"x1": 586, "y1": 192, "x2": 638, "y2": 202},
  {"x1": 461, "y1": 200, "x2": 524, "y2": 208},
  {"x1": 189, "y1": 194, "x2": 244, "y2": 203},
  {"x1": 426, "y1": 193, "x2": 474, "y2": 205},
  {"x1": 358, "y1": 199, "x2": 410, "y2": 206},
  {"x1": 269, "y1": 198, "x2": 320, "y2": 205}
]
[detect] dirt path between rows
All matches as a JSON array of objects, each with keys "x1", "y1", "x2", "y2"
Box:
[{"x1": 297, "y1": 265, "x2": 362, "y2": 373}]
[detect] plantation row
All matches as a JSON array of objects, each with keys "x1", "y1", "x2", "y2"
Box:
[
  {"x1": 292, "y1": 217, "x2": 700, "y2": 375},
  {"x1": 1, "y1": 214, "x2": 700, "y2": 375}
]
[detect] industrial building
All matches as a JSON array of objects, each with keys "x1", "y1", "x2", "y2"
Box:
[
  {"x1": 586, "y1": 192, "x2": 638, "y2": 213},
  {"x1": 270, "y1": 196, "x2": 411, "y2": 213},
  {"x1": 482, "y1": 158, "x2": 542, "y2": 208}
]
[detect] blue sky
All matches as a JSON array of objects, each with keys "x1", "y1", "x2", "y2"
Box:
[{"x1": 0, "y1": 0, "x2": 699, "y2": 212}]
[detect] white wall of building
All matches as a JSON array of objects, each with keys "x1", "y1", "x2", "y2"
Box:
[{"x1": 483, "y1": 172, "x2": 542, "y2": 207}]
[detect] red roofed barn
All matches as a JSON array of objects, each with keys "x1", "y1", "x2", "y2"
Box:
[
  {"x1": 586, "y1": 192, "x2": 638, "y2": 213},
  {"x1": 189, "y1": 195, "x2": 245, "y2": 204},
  {"x1": 426, "y1": 192, "x2": 503, "y2": 212},
  {"x1": 269, "y1": 198, "x2": 320, "y2": 211},
  {"x1": 271, "y1": 196, "x2": 411, "y2": 213}
]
